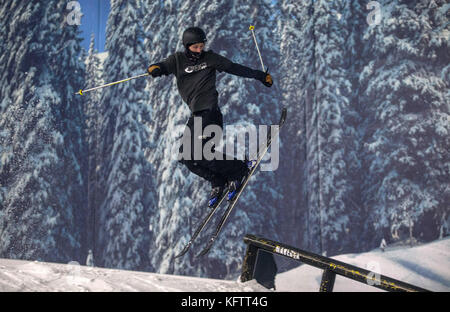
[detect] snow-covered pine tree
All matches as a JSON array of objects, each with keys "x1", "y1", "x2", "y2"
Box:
[
  {"x1": 278, "y1": 0, "x2": 357, "y2": 256},
  {"x1": 143, "y1": 0, "x2": 196, "y2": 276},
  {"x1": 288, "y1": 0, "x2": 326, "y2": 255},
  {"x1": 277, "y1": 0, "x2": 314, "y2": 253},
  {"x1": 143, "y1": 0, "x2": 282, "y2": 279},
  {"x1": 0, "y1": 0, "x2": 87, "y2": 262},
  {"x1": 311, "y1": 0, "x2": 360, "y2": 256},
  {"x1": 84, "y1": 34, "x2": 103, "y2": 263},
  {"x1": 359, "y1": 0, "x2": 449, "y2": 245},
  {"x1": 97, "y1": 0, "x2": 156, "y2": 271},
  {"x1": 343, "y1": 0, "x2": 373, "y2": 252}
]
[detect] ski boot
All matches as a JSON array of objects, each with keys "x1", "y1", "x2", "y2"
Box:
[
  {"x1": 227, "y1": 160, "x2": 256, "y2": 201},
  {"x1": 208, "y1": 185, "x2": 226, "y2": 208}
]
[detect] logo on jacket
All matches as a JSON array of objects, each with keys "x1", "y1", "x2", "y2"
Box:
[{"x1": 185, "y1": 62, "x2": 207, "y2": 74}]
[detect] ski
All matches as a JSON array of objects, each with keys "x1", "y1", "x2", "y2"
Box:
[
  {"x1": 174, "y1": 188, "x2": 229, "y2": 258},
  {"x1": 197, "y1": 107, "x2": 287, "y2": 257}
]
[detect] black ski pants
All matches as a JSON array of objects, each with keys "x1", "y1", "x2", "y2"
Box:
[{"x1": 178, "y1": 107, "x2": 247, "y2": 187}]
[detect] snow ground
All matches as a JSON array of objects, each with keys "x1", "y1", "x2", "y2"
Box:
[
  {"x1": 0, "y1": 237, "x2": 448, "y2": 292},
  {"x1": 0, "y1": 258, "x2": 269, "y2": 292}
]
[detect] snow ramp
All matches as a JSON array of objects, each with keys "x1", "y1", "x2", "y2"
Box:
[{"x1": 0, "y1": 258, "x2": 269, "y2": 292}]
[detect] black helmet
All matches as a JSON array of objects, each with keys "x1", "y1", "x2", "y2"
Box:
[{"x1": 182, "y1": 27, "x2": 207, "y2": 49}]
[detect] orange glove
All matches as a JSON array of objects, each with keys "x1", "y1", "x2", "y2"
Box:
[
  {"x1": 264, "y1": 72, "x2": 273, "y2": 87},
  {"x1": 147, "y1": 64, "x2": 162, "y2": 77},
  {"x1": 257, "y1": 69, "x2": 273, "y2": 87}
]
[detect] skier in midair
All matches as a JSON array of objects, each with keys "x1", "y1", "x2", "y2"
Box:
[{"x1": 147, "y1": 27, "x2": 273, "y2": 207}]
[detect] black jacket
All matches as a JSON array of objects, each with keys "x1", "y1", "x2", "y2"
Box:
[{"x1": 154, "y1": 50, "x2": 264, "y2": 112}]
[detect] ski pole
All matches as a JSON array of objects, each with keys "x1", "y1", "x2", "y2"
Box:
[
  {"x1": 249, "y1": 25, "x2": 266, "y2": 72},
  {"x1": 75, "y1": 73, "x2": 149, "y2": 95}
]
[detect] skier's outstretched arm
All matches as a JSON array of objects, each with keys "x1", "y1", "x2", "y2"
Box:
[
  {"x1": 147, "y1": 54, "x2": 176, "y2": 77},
  {"x1": 212, "y1": 52, "x2": 273, "y2": 87}
]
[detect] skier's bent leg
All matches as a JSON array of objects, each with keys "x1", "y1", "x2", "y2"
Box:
[
  {"x1": 178, "y1": 106, "x2": 247, "y2": 186},
  {"x1": 178, "y1": 158, "x2": 227, "y2": 187}
]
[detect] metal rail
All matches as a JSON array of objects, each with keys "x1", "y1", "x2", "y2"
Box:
[{"x1": 241, "y1": 234, "x2": 430, "y2": 292}]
